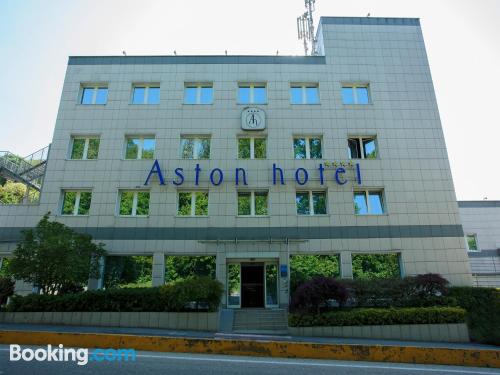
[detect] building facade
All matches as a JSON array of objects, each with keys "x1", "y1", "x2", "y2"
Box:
[
  {"x1": 0, "y1": 17, "x2": 473, "y2": 308},
  {"x1": 459, "y1": 201, "x2": 500, "y2": 287}
]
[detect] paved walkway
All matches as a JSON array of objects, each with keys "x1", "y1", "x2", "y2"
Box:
[{"x1": 0, "y1": 322, "x2": 497, "y2": 350}]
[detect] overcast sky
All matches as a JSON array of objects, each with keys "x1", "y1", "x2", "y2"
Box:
[{"x1": 0, "y1": 0, "x2": 498, "y2": 200}]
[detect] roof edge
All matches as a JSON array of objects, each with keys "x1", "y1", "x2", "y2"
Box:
[{"x1": 319, "y1": 16, "x2": 420, "y2": 27}]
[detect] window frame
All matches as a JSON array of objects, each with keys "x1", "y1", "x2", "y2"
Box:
[
  {"x1": 293, "y1": 136, "x2": 323, "y2": 159},
  {"x1": 290, "y1": 83, "x2": 320, "y2": 104},
  {"x1": 60, "y1": 190, "x2": 92, "y2": 216},
  {"x1": 117, "y1": 190, "x2": 150, "y2": 217},
  {"x1": 348, "y1": 136, "x2": 378, "y2": 159},
  {"x1": 176, "y1": 191, "x2": 209, "y2": 217},
  {"x1": 183, "y1": 83, "x2": 213, "y2": 105},
  {"x1": 465, "y1": 234, "x2": 479, "y2": 252},
  {"x1": 237, "y1": 83, "x2": 267, "y2": 104},
  {"x1": 341, "y1": 83, "x2": 371, "y2": 105},
  {"x1": 237, "y1": 136, "x2": 267, "y2": 159},
  {"x1": 69, "y1": 136, "x2": 100, "y2": 160},
  {"x1": 180, "y1": 135, "x2": 211, "y2": 159},
  {"x1": 237, "y1": 190, "x2": 269, "y2": 216},
  {"x1": 296, "y1": 190, "x2": 328, "y2": 216},
  {"x1": 131, "y1": 84, "x2": 160, "y2": 105},
  {"x1": 80, "y1": 85, "x2": 108, "y2": 105},
  {"x1": 353, "y1": 189, "x2": 386, "y2": 215},
  {"x1": 124, "y1": 135, "x2": 156, "y2": 160}
]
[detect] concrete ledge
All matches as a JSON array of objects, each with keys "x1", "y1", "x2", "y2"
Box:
[
  {"x1": 289, "y1": 323, "x2": 469, "y2": 343},
  {"x1": 0, "y1": 330, "x2": 498, "y2": 368},
  {"x1": 0, "y1": 312, "x2": 218, "y2": 331}
]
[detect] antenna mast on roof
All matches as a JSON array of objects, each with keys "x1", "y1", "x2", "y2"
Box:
[{"x1": 297, "y1": 0, "x2": 317, "y2": 56}]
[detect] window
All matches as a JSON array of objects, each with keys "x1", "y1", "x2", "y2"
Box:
[
  {"x1": 70, "y1": 137, "x2": 100, "y2": 160},
  {"x1": 348, "y1": 137, "x2": 377, "y2": 159},
  {"x1": 238, "y1": 84, "x2": 267, "y2": 104},
  {"x1": 466, "y1": 234, "x2": 478, "y2": 251},
  {"x1": 61, "y1": 191, "x2": 92, "y2": 216},
  {"x1": 237, "y1": 191, "x2": 268, "y2": 216},
  {"x1": 118, "y1": 191, "x2": 150, "y2": 216},
  {"x1": 354, "y1": 190, "x2": 385, "y2": 215},
  {"x1": 184, "y1": 84, "x2": 213, "y2": 104},
  {"x1": 132, "y1": 85, "x2": 160, "y2": 104},
  {"x1": 238, "y1": 137, "x2": 266, "y2": 159},
  {"x1": 290, "y1": 84, "x2": 320, "y2": 104},
  {"x1": 125, "y1": 136, "x2": 155, "y2": 160},
  {"x1": 296, "y1": 191, "x2": 327, "y2": 215},
  {"x1": 180, "y1": 136, "x2": 211, "y2": 159},
  {"x1": 341, "y1": 84, "x2": 370, "y2": 104},
  {"x1": 293, "y1": 137, "x2": 322, "y2": 159},
  {"x1": 177, "y1": 191, "x2": 209, "y2": 216},
  {"x1": 352, "y1": 254, "x2": 401, "y2": 279},
  {"x1": 80, "y1": 85, "x2": 108, "y2": 105}
]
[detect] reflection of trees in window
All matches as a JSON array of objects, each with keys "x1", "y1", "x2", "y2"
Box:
[
  {"x1": 165, "y1": 256, "x2": 216, "y2": 282},
  {"x1": 290, "y1": 255, "x2": 340, "y2": 292},
  {"x1": 195, "y1": 192, "x2": 208, "y2": 215},
  {"x1": 294, "y1": 137, "x2": 322, "y2": 159},
  {"x1": 104, "y1": 256, "x2": 153, "y2": 288},
  {"x1": 309, "y1": 138, "x2": 322, "y2": 158},
  {"x1": 178, "y1": 192, "x2": 192, "y2": 216},
  {"x1": 352, "y1": 254, "x2": 400, "y2": 280},
  {"x1": 181, "y1": 137, "x2": 210, "y2": 159},
  {"x1": 293, "y1": 138, "x2": 306, "y2": 159},
  {"x1": 119, "y1": 191, "x2": 149, "y2": 216},
  {"x1": 71, "y1": 138, "x2": 99, "y2": 160},
  {"x1": 178, "y1": 192, "x2": 208, "y2": 216},
  {"x1": 238, "y1": 192, "x2": 251, "y2": 215},
  {"x1": 62, "y1": 191, "x2": 92, "y2": 215},
  {"x1": 296, "y1": 192, "x2": 310, "y2": 215}
]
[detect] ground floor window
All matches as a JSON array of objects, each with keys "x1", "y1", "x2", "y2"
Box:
[
  {"x1": 289, "y1": 254, "x2": 340, "y2": 292},
  {"x1": 103, "y1": 256, "x2": 153, "y2": 288},
  {"x1": 352, "y1": 253, "x2": 401, "y2": 279},
  {"x1": 165, "y1": 255, "x2": 216, "y2": 282}
]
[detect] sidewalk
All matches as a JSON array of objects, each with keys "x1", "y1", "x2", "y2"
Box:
[
  {"x1": 0, "y1": 322, "x2": 496, "y2": 350},
  {"x1": 0, "y1": 323, "x2": 499, "y2": 368}
]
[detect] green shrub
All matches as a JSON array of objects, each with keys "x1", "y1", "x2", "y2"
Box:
[
  {"x1": 7, "y1": 277, "x2": 223, "y2": 313},
  {"x1": 289, "y1": 306, "x2": 466, "y2": 327},
  {"x1": 449, "y1": 287, "x2": 500, "y2": 345}
]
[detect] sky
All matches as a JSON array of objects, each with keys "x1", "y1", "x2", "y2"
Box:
[{"x1": 0, "y1": 0, "x2": 498, "y2": 200}]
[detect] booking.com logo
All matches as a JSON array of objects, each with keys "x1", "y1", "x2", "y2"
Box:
[{"x1": 9, "y1": 344, "x2": 136, "y2": 366}]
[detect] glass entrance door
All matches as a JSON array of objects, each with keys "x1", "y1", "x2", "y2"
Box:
[
  {"x1": 265, "y1": 263, "x2": 278, "y2": 307},
  {"x1": 227, "y1": 263, "x2": 241, "y2": 308}
]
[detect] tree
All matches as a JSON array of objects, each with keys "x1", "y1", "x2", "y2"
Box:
[
  {"x1": 0, "y1": 180, "x2": 39, "y2": 204},
  {"x1": 352, "y1": 254, "x2": 400, "y2": 280},
  {"x1": 8, "y1": 213, "x2": 106, "y2": 294},
  {"x1": 165, "y1": 256, "x2": 216, "y2": 282},
  {"x1": 290, "y1": 255, "x2": 340, "y2": 292}
]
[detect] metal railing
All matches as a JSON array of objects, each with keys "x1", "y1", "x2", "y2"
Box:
[{"x1": 0, "y1": 145, "x2": 50, "y2": 191}]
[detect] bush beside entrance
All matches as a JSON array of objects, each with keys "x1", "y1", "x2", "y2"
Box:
[{"x1": 6, "y1": 277, "x2": 223, "y2": 313}]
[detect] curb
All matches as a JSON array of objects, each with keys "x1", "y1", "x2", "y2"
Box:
[{"x1": 0, "y1": 330, "x2": 499, "y2": 368}]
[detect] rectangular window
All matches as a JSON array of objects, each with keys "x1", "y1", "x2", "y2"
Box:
[
  {"x1": 238, "y1": 84, "x2": 267, "y2": 104},
  {"x1": 118, "y1": 191, "x2": 150, "y2": 216},
  {"x1": 70, "y1": 137, "x2": 100, "y2": 160},
  {"x1": 348, "y1": 136, "x2": 377, "y2": 159},
  {"x1": 296, "y1": 191, "x2": 327, "y2": 215},
  {"x1": 180, "y1": 136, "x2": 211, "y2": 159},
  {"x1": 61, "y1": 191, "x2": 92, "y2": 216},
  {"x1": 237, "y1": 191, "x2": 268, "y2": 216},
  {"x1": 466, "y1": 234, "x2": 478, "y2": 251},
  {"x1": 352, "y1": 254, "x2": 401, "y2": 279},
  {"x1": 237, "y1": 137, "x2": 266, "y2": 159},
  {"x1": 132, "y1": 85, "x2": 160, "y2": 104},
  {"x1": 290, "y1": 84, "x2": 320, "y2": 104},
  {"x1": 354, "y1": 190, "x2": 385, "y2": 215},
  {"x1": 293, "y1": 137, "x2": 322, "y2": 159},
  {"x1": 184, "y1": 84, "x2": 213, "y2": 104},
  {"x1": 80, "y1": 85, "x2": 108, "y2": 105},
  {"x1": 341, "y1": 84, "x2": 370, "y2": 104},
  {"x1": 177, "y1": 191, "x2": 209, "y2": 216},
  {"x1": 125, "y1": 136, "x2": 155, "y2": 159}
]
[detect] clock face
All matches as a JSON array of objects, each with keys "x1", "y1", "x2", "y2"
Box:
[{"x1": 246, "y1": 112, "x2": 262, "y2": 128}]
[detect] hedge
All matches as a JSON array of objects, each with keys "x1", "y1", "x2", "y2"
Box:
[
  {"x1": 289, "y1": 306, "x2": 467, "y2": 327},
  {"x1": 6, "y1": 277, "x2": 223, "y2": 313},
  {"x1": 449, "y1": 287, "x2": 500, "y2": 345}
]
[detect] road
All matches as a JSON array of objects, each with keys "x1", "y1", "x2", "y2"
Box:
[{"x1": 0, "y1": 345, "x2": 498, "y2": 375}]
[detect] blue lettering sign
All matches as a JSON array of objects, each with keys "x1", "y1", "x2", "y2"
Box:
[
  {"x1": 210, "y1": 168, "x2": 224, "y2": 186},
  {"x1": 144, "y1": 159, "x2": 165, "y2": 186},
  {"x1": 335, "y1": 167, "x2": 347, "y2": 185},
  {"x1": 295, "y1": 168, "x2": 309, "y2": 185}
]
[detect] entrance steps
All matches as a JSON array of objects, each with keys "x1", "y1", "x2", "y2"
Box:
[{"x1": 232, "y1": 308, "x2": 288, "y2": 334}]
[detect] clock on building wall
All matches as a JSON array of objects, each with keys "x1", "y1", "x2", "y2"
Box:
[{"x1": 241, "y1": 107, "x2": 266, "y2": 130}]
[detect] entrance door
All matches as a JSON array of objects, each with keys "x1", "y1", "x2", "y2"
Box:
[{"x1": 241, "y1": 263, "x2": 264, "y2": 308}]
